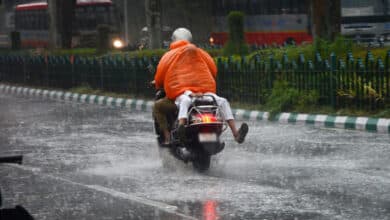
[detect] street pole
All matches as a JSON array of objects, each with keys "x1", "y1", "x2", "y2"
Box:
[
  {"x1": 124, "y1": 0, "x2": 129, "y2": 46},
  {"x1": 48, "y1": 0, "x2": 59, "y2": 49},
  {"x1": 145, "y1": 0, "x2": 161, "y2": 49}
]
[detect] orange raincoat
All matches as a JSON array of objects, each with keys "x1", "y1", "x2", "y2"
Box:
[{"x1": 154, "y1": 40, "x2": 217, "y2": 100}]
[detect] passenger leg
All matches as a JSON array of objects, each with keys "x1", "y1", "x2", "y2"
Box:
[
  {"x1": 206, "y1": 93, "x2": 248, "y2": 143},
  {"x1": 175, "y1": 94, "x2": 192, "y2": 144}
]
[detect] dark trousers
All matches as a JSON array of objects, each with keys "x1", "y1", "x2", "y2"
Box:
[{"x1": 153, "y1": 97, "x2": 177, "y2": 131}]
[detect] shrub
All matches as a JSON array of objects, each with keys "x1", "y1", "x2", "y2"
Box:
[
  {"x1": 314, "y1": 35, "x2": 354, "y2": 58},
  {"x1": 265, "y1": 80, "x2": 319, "y2": 118},
  {"x1": 223, "y1": 11, "x2": 249, "y2": 56}
]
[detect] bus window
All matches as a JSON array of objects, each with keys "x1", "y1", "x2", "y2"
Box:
[
  {"x1": 23, "y1": 11, "x2": 30, "y2": 30},
  {"x1": 342, "y1": 0, "x2": 385, "y2": 16},
  {"x1": 257, "y1": 0, "x2": 268, "y2": 15},
  {"x1": 96, "y1": 6, "x2": 107, "y2": 13},
  {"x1": 96, "y1": 6, "x2": 109, "y2": 25},
  {"x1": 269, "y1": 0, "x2": 281, "y2": 14},
  {"x1": 342, "y1": 0, "x2": 370, "y2": 8},
  {"x1": 235, "y1": 0, "x2": 247, "y2": 12},
  {"x1": 280, "y1": 0, "x2": 290, "y2": 14}
]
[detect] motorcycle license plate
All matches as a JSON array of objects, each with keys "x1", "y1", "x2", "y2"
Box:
[{"x1": 198, "y1": 133, "x2": 217, "y2": 142}]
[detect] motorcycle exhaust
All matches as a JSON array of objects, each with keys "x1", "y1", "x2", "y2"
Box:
[{"x1": 176, "y1": 147, "x2": 192, "y2": 162}]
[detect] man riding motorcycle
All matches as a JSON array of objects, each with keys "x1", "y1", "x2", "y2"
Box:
[{"x1": 153, "y1": 27, "x2": 248, "y2": 147}]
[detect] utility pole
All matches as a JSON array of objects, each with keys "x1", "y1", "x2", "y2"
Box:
[
  {"x1": 48, "y1": 0, "x2": 59, "y2": 49},
  {"x1": 145, "y1": 0, "x2": 161, "y2": 49},
  {"x1": 48, "y1": 0, "x2": 76, "y2": 49},
  {"x1": 124, "y1": 0, "x2": 129, "y2": 46}
]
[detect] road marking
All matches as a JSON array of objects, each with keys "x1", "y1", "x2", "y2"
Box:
[{"x1": 5, "y1": 164, "x2": 197, "y2": 220}]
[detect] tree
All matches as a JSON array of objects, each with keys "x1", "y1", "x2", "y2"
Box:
[
  {"x1": 223, "y1": 11, "x2": 248, "y2": 56},
  {"x1": 48, "y1": 0, "x2": 76, "y2": 49},
  {"x1": 311, "y1": 0, "x2": 341, "y2": 41}
]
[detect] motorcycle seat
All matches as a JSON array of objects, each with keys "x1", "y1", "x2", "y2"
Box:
[{"x1": 192, "y1": 96, "x2": 216, "y2": 107}]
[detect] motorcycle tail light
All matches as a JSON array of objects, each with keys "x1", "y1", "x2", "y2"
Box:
[{"x1": 199, "y1": 113, "x2": 217, "y2": 123}]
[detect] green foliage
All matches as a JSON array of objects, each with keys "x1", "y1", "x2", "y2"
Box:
[
  {"x1": 204, "y1": 48, "x2": 224, "y2": 57},
  {"x1": 50, "y1": 48, "x2": 97, "y2": 56},
  {"x1": 10, "y1": 31, "x2": 21, "y2": 50},
  {"x1": 265, "y1": 80, "x2": 319, "y2": 118},
  {"x1": 124, "y1": 49, "x2": 167, "y2": 58},
  {"x1": 223, "y1": 11, "x2": 249, "y2": 56},
  {"x1": 314, "y1": 35, "x2": 353, "y2": 58},
  {"x1": 247, "y1": 36, "x2": 386, "y2": 61},
  {"x1": 69, "y1": 83, "x2": 97, "y2": 94},
  {"x1": 337, "y1": 77, "x2": 384, "y2": 101}
]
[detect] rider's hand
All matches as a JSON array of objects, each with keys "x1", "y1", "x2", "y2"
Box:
[
  {"x1": 149, "y1": 80, "x2": 156, "y2": 88},
  {"x1": 190, "y1": 92, "x2": 203, "y2": 97}
]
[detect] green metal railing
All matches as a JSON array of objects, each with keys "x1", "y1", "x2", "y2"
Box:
[
  {"x1": 0, "y1": 51, "x2": 389, "y2": 110},
  {"x1": 216, "y1": 51, "x2": 390, "y2": 110}
]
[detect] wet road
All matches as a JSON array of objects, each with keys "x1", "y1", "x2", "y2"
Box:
[{"x1": 0, "y1": 93, "x2": 390, "y2": 220}]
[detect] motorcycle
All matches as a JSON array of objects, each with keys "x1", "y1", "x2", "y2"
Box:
[{"x1": 153, "y1": 90, "x2": 226, "y2": 172}]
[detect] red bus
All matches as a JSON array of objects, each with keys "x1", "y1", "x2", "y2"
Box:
[
  {"x1": 14, "y1": 0, "x2": 120, "y2": 48},
  {"x1": 211, "y1": 0, "x2": 313, "y2": 45}
]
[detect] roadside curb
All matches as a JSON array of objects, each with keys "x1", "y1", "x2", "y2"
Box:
[
  {"x1": 1, "y1": 84, "x2": 390, "y2": 134},
  {"x1": 0, "y1": 84, "x2": 154, "y2": 111}
]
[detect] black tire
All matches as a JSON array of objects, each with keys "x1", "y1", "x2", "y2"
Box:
[{"x1": 192, "y1": 153, "x2": 211, "y2": 172}]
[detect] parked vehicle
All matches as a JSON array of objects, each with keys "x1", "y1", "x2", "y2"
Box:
[{"x1": 341, "y1": 0, "x2": 390, "y2": 46}]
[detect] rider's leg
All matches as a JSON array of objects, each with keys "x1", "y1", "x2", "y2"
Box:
[{"x1": 153, "y1": 97, "x2": 177, "y2": 144}]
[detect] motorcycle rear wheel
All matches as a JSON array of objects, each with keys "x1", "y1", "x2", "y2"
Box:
[{"x1": 192, "y1": 153, "x2": 211, "y2": 172}]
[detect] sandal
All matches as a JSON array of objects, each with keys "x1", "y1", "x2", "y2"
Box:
[{"x1": 235, "y1": 123, "x2": 248, "y2": 144}]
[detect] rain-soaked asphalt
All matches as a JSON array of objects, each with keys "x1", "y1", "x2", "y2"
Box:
[{"x1": 0, "y1": 93, "x2": 390, "y2": 220}]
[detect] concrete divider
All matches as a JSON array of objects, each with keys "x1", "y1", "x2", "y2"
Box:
[{"x1": 1, "y1": 84, "x2": 389, "y2": 133}]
